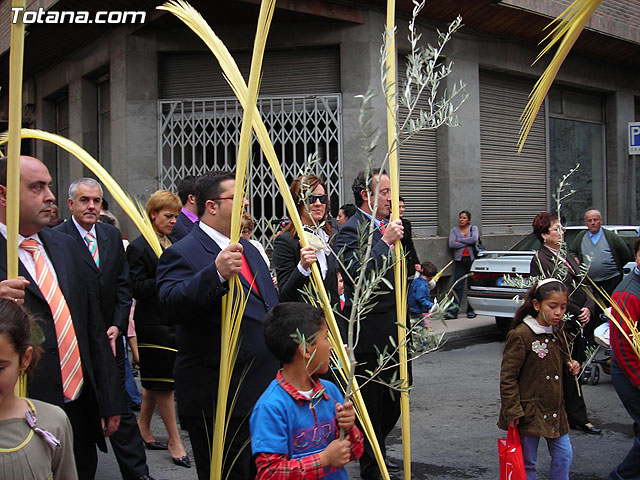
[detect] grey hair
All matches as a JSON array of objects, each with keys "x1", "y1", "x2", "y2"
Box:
[
  {"x1": 585, "y1": 208, "x2": 602, "y2": 219},
  {"x1": 68, "y1": 178, "x2": 103, "y2": 200}
]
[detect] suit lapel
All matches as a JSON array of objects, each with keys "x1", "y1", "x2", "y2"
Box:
[
  {"x1": 40, "y1": 229, "x2": 73, "y2": 298},
  {"x1": 193, "y1": 225, "x2": 222, "y2": 257},
  {"x1": 239, "y1": 238, "x2": 269, "y2": 300},
  {"x1": 62, "y1": 221, "x2": 98, "y2": 273},
  {"x1": 94, "y1": 224, "x2": 109, "y2": 271}
]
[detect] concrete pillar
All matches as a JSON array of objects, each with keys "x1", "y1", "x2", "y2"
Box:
[
  {"x1": 436, "y1": 37, "x2": 481, "y2": 236},
  {"x1": 340, "y1": 10, "x2": 389, "y2": 202},
  {"x1": 111, "y1": 30, "x2": 158, "y2": 238},
  {"x1": 605, "y1": 89, "x2": 635, "y2": 224}
]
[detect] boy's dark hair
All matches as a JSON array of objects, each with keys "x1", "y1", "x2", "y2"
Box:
[
  {"x1": 420, "y1": 261, "x2": 438, "y2": 277},
  {"x1": 634, "y1": 236, "x2": 640, "y2": 256},
  {"x1": 177, "y1": 175, "x2": 198, "y2": 205},
  {"x1": 195, "y1": 171, "x2": 235, "y2": 217},
  {"x1": 263, "y1": 302, "x2": 326, "y2": 364},
  {"x1": 339, "y1": 203, "x2": 357, "y2": 218}
]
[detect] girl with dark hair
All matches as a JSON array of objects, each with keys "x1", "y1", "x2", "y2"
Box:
[
  {"x1": 529, "y1": 212, "x2": 600, "y2": 435},
  {"x1": 499, "y1": 279, "x2": 580, "y2": 480},
  {"x1": 447, "y1": 210, "x2": 478, "y2": 319},
  {"x1": 0, "y1": 299, "x2": 77, "y2": 479},
  {"x1": 273, "y1": 175, "x2": 339, "y2": 305}
]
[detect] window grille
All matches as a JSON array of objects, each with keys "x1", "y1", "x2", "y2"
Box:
[{"x1": 158, "y1": 94, "x2": 343, "y2": 249}]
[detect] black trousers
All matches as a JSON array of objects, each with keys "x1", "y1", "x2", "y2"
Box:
[
  {"x1": 563, "y1": 363, "x2": 589, "y2": 426},
  {"x1": 584, "y1": 274, "x2": 623, "y2": 340},
  {"x1": 182, "y1": 414, "x2": 254, "y2": 480},
  {"x1": 452, "y1": 258, "x2": 474, "y2": 315},
  {"x1": 64, "y1": 386, "x2": 102, "y2": 480},
  {"x1": 109, "y1": 335, "x2": 149, "y2": 480},
  {"x1": 356, "y1": 354, "x2": 401, "y2": 479}
]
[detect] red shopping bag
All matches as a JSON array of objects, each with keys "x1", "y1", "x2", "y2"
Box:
[{"x1": 497, "y1": 426, "x2": 526, "y2": 480}]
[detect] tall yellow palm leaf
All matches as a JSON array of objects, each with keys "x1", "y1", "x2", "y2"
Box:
[
  {"x1": 518, "y1": 0, "x2": 603, "y2": 153},
  {"x1": 384, "y1": 1, "x2": 411, "y2": 479},
  {"x1": 157, "y1": 2, "x2": 389, "y2": 478},
  {"x1": 0, "y1": 129, "x2": 162, "y2": 258},
  {"x1": 8, "y1": 0, "x2": 26, "y2": 396}
]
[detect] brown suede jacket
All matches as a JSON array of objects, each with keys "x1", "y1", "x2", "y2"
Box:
[{"x1": 498, "y1": 317, "x2": 570, "y2": 438}]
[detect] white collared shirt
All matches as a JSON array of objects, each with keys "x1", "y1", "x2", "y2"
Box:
[
  {"x1": 199, "y1": 222, "x2": 230, "y2": 283},
  {"x1": 72, "y1": 217, "x2": 97, "y2": 248},
  {"x1": 0, "y1": 222, "x2": 59, "y2": 283},
  {"x1": 524, "y1": 315, "x2": 554, "y2": 335}
]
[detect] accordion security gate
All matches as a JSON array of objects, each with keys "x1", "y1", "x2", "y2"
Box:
[{"x1": 158, "y1": 94, "x2": 343, "y2": 250}]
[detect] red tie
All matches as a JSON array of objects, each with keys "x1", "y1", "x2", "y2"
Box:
[{"x1": 240, "y1": 253, "x2": 260, "y2": 296}]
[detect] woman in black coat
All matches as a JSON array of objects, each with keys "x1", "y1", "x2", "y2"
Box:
[
  {"x1": 272, "y1": 174, "x2": 339, "y2": 309},
  {"x1": 530, "y1": 211, "x2": 601, "y2": 435},
  {"x1": 126, "y1": 190, "x2": 191, "y2": 467}
]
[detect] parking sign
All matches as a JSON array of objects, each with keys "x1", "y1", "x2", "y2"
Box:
[{"x1": 630, "y1": 122, "x2": 640, "y2": 155}]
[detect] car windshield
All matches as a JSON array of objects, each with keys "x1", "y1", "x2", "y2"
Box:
[{"x1": 509, "y1": 233, "x2": 540, "y2": 251}]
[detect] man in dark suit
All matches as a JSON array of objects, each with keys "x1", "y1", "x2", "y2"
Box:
[
  {"x1": 0, "y1": 156, "x2": 124, "y2": 479},
  {"x1": 56, "y1": 177, "x2": 154, "y2": 480},
  {"x1": 335, "y1": 169, "x2": 404, "y2": 480},
  {"x1": 156, "y1": 171, "x2": 279, "y2": 480},
  {"x1": 168, "y1": 174, "x2": 198, "y2": 242}
]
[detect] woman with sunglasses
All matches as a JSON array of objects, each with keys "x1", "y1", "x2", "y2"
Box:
[
  {"x1": 272, "y1": 175, "x2": 339, "y2": 306},
  {"x1": 530, "y1": 211, "x2": 600, "y2": 436}
]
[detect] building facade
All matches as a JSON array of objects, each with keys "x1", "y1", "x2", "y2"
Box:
[{"x1": 1, "y1": 0, "x2": 639, "y2": 270}]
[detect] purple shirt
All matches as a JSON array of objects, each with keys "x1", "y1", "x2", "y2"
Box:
[{"x1": 181, "y1": 208, "x2": 198, "y2": 223}]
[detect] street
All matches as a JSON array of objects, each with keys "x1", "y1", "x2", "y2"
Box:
[{"x1": 97, "y1": 333, "x2": 633, "y2": 479}]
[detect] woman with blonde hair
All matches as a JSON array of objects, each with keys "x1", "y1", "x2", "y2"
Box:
[{"x1": 126, "y1": 190, "x2": 191, "y2": 468}]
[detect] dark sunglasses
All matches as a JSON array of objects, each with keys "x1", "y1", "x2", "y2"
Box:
[{"x1": 309, "y1": 194, "x2": 328, "y2": 205}]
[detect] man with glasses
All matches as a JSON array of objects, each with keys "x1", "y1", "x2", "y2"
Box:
[{"x1": 156, "y1": 171, "x2": 279, "y2": 480}]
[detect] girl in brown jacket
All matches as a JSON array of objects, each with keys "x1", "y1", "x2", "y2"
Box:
[{"x1": 499, "y1": 279, "x2": 580, "y2": 480}]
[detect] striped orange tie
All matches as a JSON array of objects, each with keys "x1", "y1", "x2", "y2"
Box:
[{"x1": 21, "y1": 239, "x2": 84, "y2": 401}]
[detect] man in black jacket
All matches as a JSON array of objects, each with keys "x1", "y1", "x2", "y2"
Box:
[
  {"x1": 335, "y1": 169, "x2": 404, "y2": 480},
  {"x1": 57, "y1": 177, "x2": 154, "y2": 480},
  {"x1": 157, "y1": 171, "x2": 279, "y2": 480},
  {"x1": 0, "y1": 156, "x2": 124, "y2": 479},
  {"x1": 169, "y1": 174, "x2": 198, "y2": 242}
]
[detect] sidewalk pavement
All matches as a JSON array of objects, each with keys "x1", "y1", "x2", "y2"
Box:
[{"x1": 429, "y1": 313, "x2": 501, "y2": 344}]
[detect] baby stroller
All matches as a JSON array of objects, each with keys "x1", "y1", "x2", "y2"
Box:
[{"x1": 581, "y1": 313, "x2": 612, "y2": 386}]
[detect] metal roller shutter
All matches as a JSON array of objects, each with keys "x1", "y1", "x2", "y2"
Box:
[
  {"x1": 398, "y1": 60, "x2": 437, "y2": 234},
  {"x1": 479, "y1": 70, "x2": 547, "y2": 231},
  {"x1": 159, "y1": 47, "x2": 340, "y2": 98}
]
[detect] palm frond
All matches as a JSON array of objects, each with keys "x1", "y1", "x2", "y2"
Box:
[
  {"x1": 384, "y1": 0, "x2": 411, "y2": 477},
  {"x1": 518, "y1": 0, "x2": 602, "y2": 153},
  {"x1": 0, "y1": 129, "x2": 162, "y2": 257},
  {"x1": 158, "y1": 1, "x2": 386, "y2": 475}
]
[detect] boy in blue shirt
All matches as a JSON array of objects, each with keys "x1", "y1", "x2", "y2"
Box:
[
  {"x1": 408, "y1": 261, "x2": 438, "y2": 321},
  {"x1": 250, "y1": 303, "x2": 363, "y2": 480}
]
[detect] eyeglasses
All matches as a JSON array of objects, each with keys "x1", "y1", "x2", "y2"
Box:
[
  {"x1": 309, "y1": 194, "x2": 328, "y2": 205},
  {"x1": 241, "y1": 228, "x2": 253, "y2": 235},
  {"x1": 549, "y1": 226, "x2": 565, "y2": 233}
]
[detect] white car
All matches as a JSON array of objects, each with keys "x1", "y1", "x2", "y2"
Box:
[{"x1": 467, "y1": 225, "x2": 638, "y2": 332}]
